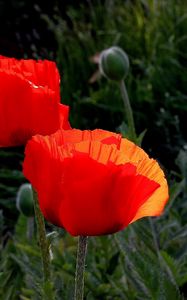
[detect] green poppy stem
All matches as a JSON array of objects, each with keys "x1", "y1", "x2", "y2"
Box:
[
  {"x1": 148, "y1": 217, "x2": 160, "y2": 257},
  {"x1": 119, "y1": 80, "x2": 137, "y2": 142},
  {"x1": 32, "y1": 188, "x2": 51, "y2": 283},
  {"x1": 74, "y1": 236, "x2": 88, "y2": 300},
  {"x1": 26, "y1": 216, "x2": 34, "y2": 241}
]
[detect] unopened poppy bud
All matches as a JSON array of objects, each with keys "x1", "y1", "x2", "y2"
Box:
[
  {"x1": 99, "y1": 46, "x2": 129, "y2": 81},
  {"x1": 16, "y1": 183, "x2": 34, "y2": 217}
]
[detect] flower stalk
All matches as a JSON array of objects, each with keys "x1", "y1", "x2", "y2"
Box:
[
  {"x1": 119, "y1": 80, "x2": 137, "y2": 142},
  {"x1": 32, "y1": 188, "x2": 51, "y2": 283},
  {"x1": 99, "y1": 46, "x2": 136, "y2": 142},
  {"x1": 75, "y1": 236, "x2": 88, "y2": 300}
]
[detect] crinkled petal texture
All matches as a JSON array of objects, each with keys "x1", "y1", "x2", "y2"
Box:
[
  {"x1": 0, "y1": 56, "x2": 70, "y2": 147},
  {"x1": 0, "y1": 55, "x2": 60, "y2": 97},
  {"x1": 23, "y1": 129, "x2": 169, "y2": 236}
]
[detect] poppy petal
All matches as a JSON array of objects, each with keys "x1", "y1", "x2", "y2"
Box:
[
  {"x1": 110, "y1": 163, "x2": 160, "y2": 226},
  {"x1": 57, "y1": 157, "x2": 160, "y2": 236},
  {"x1": 23, "y1": 135, "x2": 161, "y2": 236},
  {"x1": 46, "y1": 129, "x2": 121, "y2": 147},
  {"x1": 120, "y1": 138, "x2": 148, "y2": 163},
  {"x1": 57, "y1": 154, "x2": 125, "y2": 236},
  {"x1": 58, "y1": 104, "x2": 71, "y2": 129},
  {"x1": 130, "y1": 158, "x2": 169, "y2": 222},
  {"x1": 23, "y1": 135, "x2": 65, "y2": 226},
  {"x1": 0, "y1": 56, "x2": 60, "y2": 98},
  {"x1": 120, "y1": 138, "x2": 169, "y2": 220},
  {"x1": 0, "y1": 56, "x2": 70, "y2": 147},
  {"x1": 0, "y1": 71, "x2": 68, "y2": 147}
]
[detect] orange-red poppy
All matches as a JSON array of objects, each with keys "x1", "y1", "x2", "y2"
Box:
[
  {"x1": 23, "y1": 129, "x2": 169, "y2": 236},
  {"x1": 0, "y1": 56, "x2": 70, "y2": 147}
]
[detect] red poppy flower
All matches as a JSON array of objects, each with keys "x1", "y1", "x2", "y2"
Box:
[
  {"x1": 23, "y1": 129, "x2": 169, "y2": 236},
  {"x1": 0, "y1": 56, "x2": 70, "y2": 147}
]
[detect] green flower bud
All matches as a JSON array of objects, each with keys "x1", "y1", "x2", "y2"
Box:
[
  {"x1": 16, "y1": 183, "x2": 34, "y2": 217},
  {"x1": 99, "y1": 46, "x2": 129, "y2": 81}
]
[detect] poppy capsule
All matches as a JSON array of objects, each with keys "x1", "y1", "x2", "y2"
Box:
[
  {"x1": 23, "y1": 129, "x2": 169, "y2": 236},
  {"x1": 99, "y1": 47, "x2": 129, "y2": 81},
  {"x1": 16, "y1": 183, "x2": 34, "y2": 217},
  {"x1": 0, "y1": 56, "x2": 70, "y2": 147}
]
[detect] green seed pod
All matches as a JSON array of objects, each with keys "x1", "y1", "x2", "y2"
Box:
[
  {"x1": 99, "y1": 46, "x2": 129, "y2": 81},
  {"x1": 16, "y1": 183, "x2": 34, "y2": 217}
]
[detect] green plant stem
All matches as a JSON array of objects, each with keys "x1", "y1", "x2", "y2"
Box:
[
  {"x1": 74, "y1": 236, "x2": 88, "y2": 300},
  {"x1": 148, "y1": 217, "x2": 160, "y2": 258},
  {"x1": 27, "y1": 216, "x2": 34, "y2": 241},
  {"x1": 32, "y1": 188, "x2": 51, "y2": 283},
  {"x1": 119, "y1": 80, "x2": 136, "y2": 142}
]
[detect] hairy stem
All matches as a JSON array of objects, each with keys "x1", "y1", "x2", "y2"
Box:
[
  {"x1": 74, "y1": 236, "x2": 88, "y2": 300},
  {"x1": 119, "y1": 80, "x2": 136, "y2": 142},
  {"x1": 32, "y1": 188, "x2": 51, "y2": 283}
]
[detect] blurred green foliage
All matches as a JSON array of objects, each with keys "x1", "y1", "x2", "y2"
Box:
[
  {"x1": 41, "y1": 0, "x2": 187, "y2": 164},
  {"x1": 0, "y1": 176, "x2": 186, "y2": 299},
  {"x1": 0, "y1": 0, "x2": 187, "y2": 299}
]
